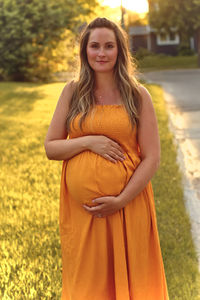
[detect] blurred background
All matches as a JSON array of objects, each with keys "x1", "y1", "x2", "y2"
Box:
[
  {"x1": 0, "y1": 0, "x2": 199, "y2": 82},
  {"x1": 0, "y1": 0, "x2": 200, "y2": 299}
]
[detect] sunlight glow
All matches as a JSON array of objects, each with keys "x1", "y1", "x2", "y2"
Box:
[{"x1": 102, "y1": 0, "x2": 149, "y2": 13}]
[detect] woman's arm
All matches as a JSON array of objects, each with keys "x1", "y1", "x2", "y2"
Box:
[
  {"x1": 118, "y1": 85, "x2": 160, "y2": 206},
  {"x1": 44, "y1": 81, "x2": 86, "y2": 160},
  {"x1": 44, "y1": 82, "x2": 125, "y2": 162}
]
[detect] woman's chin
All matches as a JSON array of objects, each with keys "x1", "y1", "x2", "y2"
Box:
[{"x1": 91, "y1": 65, "x2": 115, "y2": 73}]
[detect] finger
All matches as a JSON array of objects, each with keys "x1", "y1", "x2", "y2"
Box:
[
  {"x1": 104, "y1": 154, "x2": 117, "y2": 163},
  {"x1": 109, "y1": 150, "x2": 125, "y2": 162},
  {"x1": 92, "y1": 203, "x2": 106, "y2": 211},
  {"x1": 110, "y1": 145, "x2": 125, "y2": 159},
  {"x1": 83, "y1": 205, "x2": 96, "y2": 212},
  {"x1": 83, "y1": 204, "x2": 105, "y2": 212},
  {"x1": 111, "y1": 141, "x2": 125, "y2": 153},
  {"x1": 92, "y1": 198, "x2": 108, "y2": 204}
]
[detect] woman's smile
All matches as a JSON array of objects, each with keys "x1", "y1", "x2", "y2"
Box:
[{"x1": 97, "y1": 61, "x2": 108, "y2": 63}]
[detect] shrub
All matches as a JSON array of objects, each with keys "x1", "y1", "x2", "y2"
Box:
[
  {"x1": 0, "y1": 0, "x2": 96, "y2": 82},
  {"x1": 134, "y1": 47, "x2": 154, "y2": 60},
  {"x1": 178, "y1": 45, "x2": 196, "y2": 56}
]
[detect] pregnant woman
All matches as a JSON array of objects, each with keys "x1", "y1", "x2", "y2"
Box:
[{"x1": 44, "y1": 17, "x2": 169, "y2": 300}]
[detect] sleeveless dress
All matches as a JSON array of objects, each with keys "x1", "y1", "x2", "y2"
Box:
[{"x1": 59, "y1": 104, "x2": 169, "y2": 300}]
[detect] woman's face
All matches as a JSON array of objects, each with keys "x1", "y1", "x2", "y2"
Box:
[{"x1": 86, "y1": 27, "x2": 118, "y2": 73}]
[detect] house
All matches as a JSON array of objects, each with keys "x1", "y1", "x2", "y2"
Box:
[{"x1": 129, "y1": 25, "x2": 198, "y2": 55}]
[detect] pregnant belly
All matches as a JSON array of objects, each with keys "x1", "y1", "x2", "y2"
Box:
[{"x1": 65, "y1": 151, "x2": 129, "y2": 206}]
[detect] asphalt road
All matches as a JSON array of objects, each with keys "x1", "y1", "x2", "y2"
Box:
[{"x1": 142, "y1": 69, "x2": 200, "y2": 271}]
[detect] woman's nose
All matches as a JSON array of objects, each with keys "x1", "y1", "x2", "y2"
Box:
[{"x1": 98, "y1": 47, "x2": 105, "y2": 56}]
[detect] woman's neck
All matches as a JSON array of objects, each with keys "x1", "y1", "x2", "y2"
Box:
[
  {"x1": 94, "y1": 72, "x2": 122, "y2": 105},
  {"x1": 94, "y1": 72, "x2": 117, "y2": 92}
]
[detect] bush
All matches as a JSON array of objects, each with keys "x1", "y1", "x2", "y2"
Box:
[
  {"x1": 0, "y1": 0, "x2": 96, "y2": 82},
  {"x1": 134, "y1": 47, "x2": 154, "y2": 60},
  {"x1": 178, "y1": 45, "x2": 196, "y2": 56}
]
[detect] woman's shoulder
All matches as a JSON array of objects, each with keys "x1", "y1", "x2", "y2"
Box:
[
  {"x1": 137, "y1": 84, "x2": 153, "y2": 105},
  {"x1": 59, "y1": 79, "x2": 78, "y2": 105},
  {"x1": 62, "y1": 79, "x2": 78, "y2": 95},
  {"x1": 138, "y1": 84, "x2": 151, "y2": 97},
  {"x1": 136, "y1": 84, "x2": 156, "y2": 122}
]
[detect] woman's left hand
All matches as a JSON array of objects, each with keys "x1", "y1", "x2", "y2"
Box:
[{"x1": 82, "y1": 196, "x2": 124, "y2": 218}]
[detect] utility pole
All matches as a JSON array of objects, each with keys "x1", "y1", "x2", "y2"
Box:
[{"x1": 121, "y1": 0, "x2": 125, "y2": 29}]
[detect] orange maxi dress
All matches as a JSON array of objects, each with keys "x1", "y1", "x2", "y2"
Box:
[{"x1": 59, "y1": 104, "x2": 169, "y2": 300}]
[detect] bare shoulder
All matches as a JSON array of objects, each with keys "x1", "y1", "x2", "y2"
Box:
[
  {"x1": 60, "y1": 79, "x2": 78, "y2": 104},
  {"x1": 63, "y1": 79, "x2": 78, "y2": 92},
  {"x1": 138, "y1": 85, "x2": 152, "y2": 104},
  {"x1": 137, "y1": 84, "x2": 157, "y2": 123},
  {"x1": 137, "y1": 84, "x2": 155, "y2": 112}
]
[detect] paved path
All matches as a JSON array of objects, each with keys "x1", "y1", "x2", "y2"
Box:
[{"x1": 142, "y1": 69, "x2": 200, "y2": 271}]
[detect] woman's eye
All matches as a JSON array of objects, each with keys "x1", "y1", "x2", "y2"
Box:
[{"x1": 90, "y1": 44, "x2": 114, "y2": 49}]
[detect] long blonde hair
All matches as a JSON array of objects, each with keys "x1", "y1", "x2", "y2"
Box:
[{"x1": 66, "y1": 17, "x2": 141, "y2": 132}]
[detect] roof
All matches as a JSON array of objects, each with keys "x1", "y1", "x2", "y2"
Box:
[
  {"x1": 129, "y1": 26, "x2": 179, "y2": 36},
  {"x1": 129, "y1": 26, "x2": 150, "y2": 35}
]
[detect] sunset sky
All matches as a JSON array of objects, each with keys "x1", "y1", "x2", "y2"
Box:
[{"x1": 101, "y1": 0, "x2": 149, "y2": 13}]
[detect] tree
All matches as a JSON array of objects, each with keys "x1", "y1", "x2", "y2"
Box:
[
  {"x1": 148, "y1": 0, "x2": 200, "y2": 66},
  {"x1": 125, "y1": 11, "x2": 148, "y2": 27},
  {"x1": 0, "y1": 0, "x2": 97, "y2": 81}
]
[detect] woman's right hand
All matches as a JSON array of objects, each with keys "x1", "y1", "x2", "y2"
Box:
[{"x1": 86, "y1": 135, "x2": 125, "y2": 163}]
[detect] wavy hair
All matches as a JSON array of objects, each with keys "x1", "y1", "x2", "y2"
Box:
[{"x1": 66, "y1": 17, "x2": 141, "y2": 132}]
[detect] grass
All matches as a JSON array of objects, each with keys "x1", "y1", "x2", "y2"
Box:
[
  {"x1": 0, "y1": 82, "x2": 64, "y2": 299},
  {"x1": 0, "y1": 82, "x2": 199, "y2": 299},
  {"x1": 137, "y1": 54, "x2": 199, "y2": 72},
  {"x1": 148, "y1": 84, "x2": 200, "y2": 300}
]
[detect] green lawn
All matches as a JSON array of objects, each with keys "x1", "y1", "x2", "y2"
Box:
[
  {"x1": 137, "y1": 54, "x2": 199, "y2": 72},
  {"x1": 0, "y1": 82, "x2": 199, "y2": 299}
]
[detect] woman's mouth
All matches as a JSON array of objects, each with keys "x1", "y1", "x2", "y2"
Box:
[{"x1": 97, "y1": 61, "x2": 108, "y2": 64}]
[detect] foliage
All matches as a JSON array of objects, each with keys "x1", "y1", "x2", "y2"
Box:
[
  {"x1": 177, "y1": 45, "x2": 196, "y2": 56},
  {"x1": 125, "y1": 11, "x2": 148, "y2": 27},
  {"x1": 138, "y1": 54, "x2": 198, "y2": 71},
  {"x1": 0, "y1": 82, "x2": 200, "y2": 298},
  {"x1": 93, "y1": 1, "x2": 121, "y2": 24},
  {"x1": 93, "y1": 2, "x2": 148, "y2": 29},
  {"x1": 0, "y1": 0, "x2": 97, "y2": 81},
  {"x1": 134, "y1": 47, "x2": 154, "y2": 60},
  {"x1": 148, "y1": 0, "x2": 200, "y2": 44}
]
